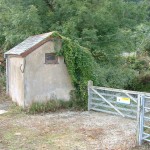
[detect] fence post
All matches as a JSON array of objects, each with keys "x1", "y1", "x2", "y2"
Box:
[
  {"x1": 88, "y1": 80, "x2": 93, "y2": 111},
  {"x1": 137, "y1": 94, "x2": 141, "y2": 145},
  {"x1": 137, "y1": 94, "x2": 145, "y2": 145},
  {"x1": 140, "y1": 95, "x2": 145, "y2": 145}
]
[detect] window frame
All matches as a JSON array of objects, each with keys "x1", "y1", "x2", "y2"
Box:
[{"x1": 45, "y1": 53, "x2": 58, "y2": 64}]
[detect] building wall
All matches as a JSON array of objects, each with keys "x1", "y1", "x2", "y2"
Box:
[
  {"x1": 8, "y1": 56, "x2": 25, "y2": 106},
  {"x1": 24, "y1": 40, "x2": 74, "y2": 106}
]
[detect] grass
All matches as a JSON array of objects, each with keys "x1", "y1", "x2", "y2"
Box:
[{"x1": 28, "y1": 99, "x2": 83, "y2": 114}]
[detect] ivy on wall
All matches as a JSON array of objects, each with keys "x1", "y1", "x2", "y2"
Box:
[{"x1": 52, "y1": 32, "x2": 98, "y2": 109}]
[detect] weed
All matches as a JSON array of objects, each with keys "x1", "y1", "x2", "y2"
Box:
[
  {"x1": 28, "y1": 98, "x2": 84, "y2": 114},
  {"x1": 9, "y1": 103, "x2": 24, "y2": 114}
]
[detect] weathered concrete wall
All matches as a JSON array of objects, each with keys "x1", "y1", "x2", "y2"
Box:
[
  {"x1": 8, "y1": 56, "x2": 24, "y2": 106},
  {"x1": 24, "y1": 40, "x2": 74, "y2": 106}
]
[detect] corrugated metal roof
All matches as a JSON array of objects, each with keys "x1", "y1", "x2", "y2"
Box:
[{"x1": 4, "y1": 32, "x2": 54, "y2": 56}]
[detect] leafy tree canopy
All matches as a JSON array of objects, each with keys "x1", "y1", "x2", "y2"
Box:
[{"x1": 0, "y1": 0, "x2": 149, "y2": 58}]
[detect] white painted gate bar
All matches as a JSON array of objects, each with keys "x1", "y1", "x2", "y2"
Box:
[{"x1": 91, "y1": 88, "x2": 125, "y2": 117}]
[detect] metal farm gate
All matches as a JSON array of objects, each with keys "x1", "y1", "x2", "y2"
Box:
[
  {"x1": 138, "y1": 95, "x2": 150, "y2": 145},
  {"x1": 88, "y1": 81, "x2": 150, "y2": 145}
]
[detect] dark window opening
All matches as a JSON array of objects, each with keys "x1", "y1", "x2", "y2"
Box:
[{"x1": 45, "y1": 53, "x2": 58, "y2": 64}]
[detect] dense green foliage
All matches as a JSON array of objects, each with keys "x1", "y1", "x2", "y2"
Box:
[
  {"x1": 1, "y1": 0, "x2": 150, "y2": 55},
  {"x1": 0, "y1": 0, "x2": 150, "y2": 109}
]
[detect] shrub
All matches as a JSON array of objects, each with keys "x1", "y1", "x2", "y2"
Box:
[
  {"x1": 95, "y1": 65, "x2": 137, "y2": 89},
  {"x1": 127, "y1": 72, "x2": 150, "y2": 92},
  {"x1": 0, "y1": 66, "x2": 6, "y2": 91},
  {"x1": 126, "y1": 55, "x2": 150, "y2": 73}
]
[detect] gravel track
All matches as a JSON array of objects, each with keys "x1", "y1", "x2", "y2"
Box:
[{"x1": 0, "y1": 110, "x2": 138, "y2": 150}]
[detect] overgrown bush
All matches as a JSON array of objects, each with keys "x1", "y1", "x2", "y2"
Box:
[
  {"x1": 52, "y1": 32, "x2": 98, "y2": 109},
  {"x1": 127, "y1": 72, "x2": 150, "y2": 92},
  {"x1": 0, "y1": 66, "x2": 5, "y2": 90},
  {"x1": 126, "y1": 55, "x2": 150, "y2": 72},
  {"x1": 0, "y1": 66, "x2": 8, "y2": 102},
  {"x1": 95, "y1": 65, "x2": 137, "y2": 89}
]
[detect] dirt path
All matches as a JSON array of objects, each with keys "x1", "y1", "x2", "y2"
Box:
[{"x1": 0, "y1": 109, "x2": 138, "y2": 150}]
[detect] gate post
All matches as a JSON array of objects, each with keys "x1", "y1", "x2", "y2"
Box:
[
  {"x1": 88, "y1": 80, "x2": 93, "y2": 111},
  {"x1": 137, "y1": 94, "x2": 145, "y2": 145},
  {"x1": 137, "y1": 94, "x2": 141, "y2": 145}
]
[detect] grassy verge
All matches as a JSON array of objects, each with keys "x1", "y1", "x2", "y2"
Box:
[{"x1": 28, "y1": 99, "x2": 84, "y2": 114}]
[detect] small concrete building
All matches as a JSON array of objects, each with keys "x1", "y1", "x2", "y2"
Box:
[{"x1": 4, "y1": 32, "x2": 74, "y2": 107}]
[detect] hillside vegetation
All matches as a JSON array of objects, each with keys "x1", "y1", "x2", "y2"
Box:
[{"x1": 0, "y1": 0, "x2": 150, "y2": 108}]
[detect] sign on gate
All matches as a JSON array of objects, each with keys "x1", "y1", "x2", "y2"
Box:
[
  {"x1": 117, "y1": 97, "x2": 130, "y2": 104},
  {"x1": 87, "y1": 80, "x2": 150, "y2": 146}
]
